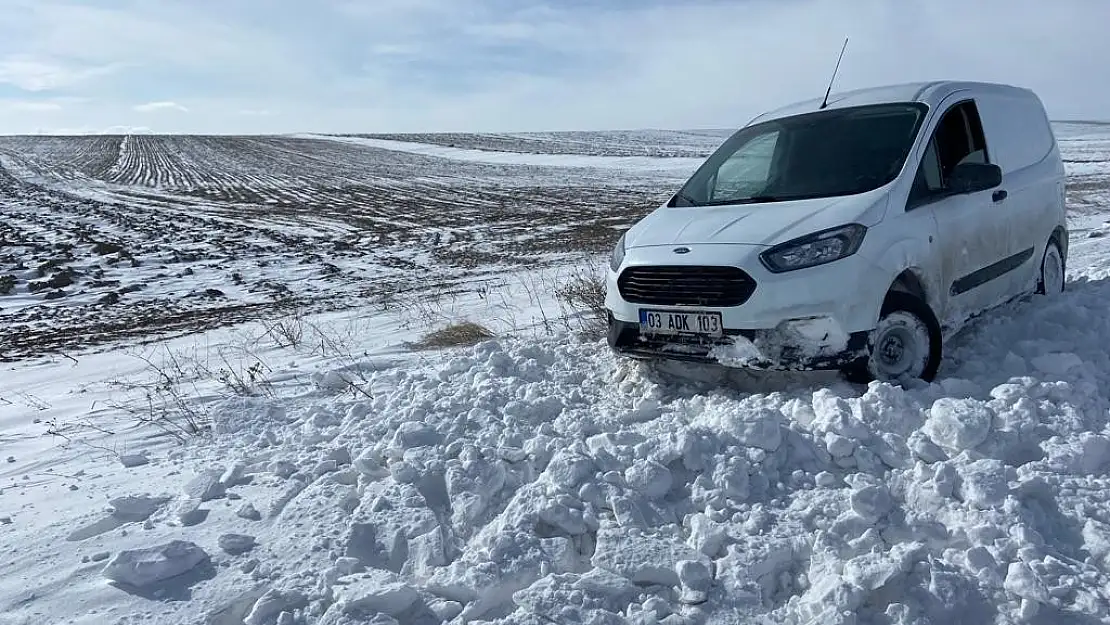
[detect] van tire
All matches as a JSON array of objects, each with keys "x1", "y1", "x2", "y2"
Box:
[
  {"x1": 841, "y1": 292, "x2": 942, "y2": 384},
  {"x1": 1036, "y1": 239, "x2": 1065, "y2": 295}
]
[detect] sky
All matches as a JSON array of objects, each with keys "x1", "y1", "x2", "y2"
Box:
[{"x1": 0, "y1": 0, "x2": 1108, "y2": 135}]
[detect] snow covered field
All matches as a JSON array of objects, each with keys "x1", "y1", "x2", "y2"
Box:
[
  {"x1": 3, "y1": 122, "x2": 1110, "y2": 625},
  {"x1": 0, "y1": 131, "x2": 693, "y2": 361}
]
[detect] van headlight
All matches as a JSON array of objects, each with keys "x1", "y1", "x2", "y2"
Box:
[
  {"x1": 759, "y1": 224, "x2": 867, "y2": 273},
  {"x1": 609, "y1": 232, "x2": 627, "y2": 272}
]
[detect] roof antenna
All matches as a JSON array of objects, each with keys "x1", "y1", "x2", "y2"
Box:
[{"x1": 819, "y1": 37, "x2": 849, "y2": 110}]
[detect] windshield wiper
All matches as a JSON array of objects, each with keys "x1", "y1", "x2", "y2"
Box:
[
  {"x1": 739, "y1": 195, "x2": 780, "y2": 204},
  {"x1": 702, "y1": 195, "x2": 783, "y2": 206}
]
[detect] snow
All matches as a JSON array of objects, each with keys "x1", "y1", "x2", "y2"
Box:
[
  {"x1": 218, "y1": 533, "x2": 258, "y2": 555},
  {"x1": 3, "y1": 123, "x2": 1110, "y2": 624},
  {"x1": 101, "y1": 540, "x2": 210, "y2": 588},
  {"x1": 296, "y1": 133, "x2": 705, "y2": 174}
]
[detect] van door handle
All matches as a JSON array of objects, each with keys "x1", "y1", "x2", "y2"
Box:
[{"x1": 993, "y1": 189, "x2": 1008, "y2": 203}]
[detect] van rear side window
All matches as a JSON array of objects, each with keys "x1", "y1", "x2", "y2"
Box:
[
  {"x1": 908, "y1": 100, "x2": 989, "y2": 209},
  {"x1": 974, "y1": 92, "x2": 1055, "y2": 173}
]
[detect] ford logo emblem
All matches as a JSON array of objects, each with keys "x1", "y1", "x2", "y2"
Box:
[{"x1": 673, "y1": 247, "x2": 690, "y2": 254}]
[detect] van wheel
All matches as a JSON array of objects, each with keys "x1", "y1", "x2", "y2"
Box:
[
  {"x1": 841, "y1": 292, "x2": 942, "y2": 384},
  {"x1": 1036, "y1": 239, "x2": 1064, "y2": 295}
]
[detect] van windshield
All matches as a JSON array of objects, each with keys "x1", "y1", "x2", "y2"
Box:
[{"x1": 673, "y1": 102, "x2": 928, "y2": 207}]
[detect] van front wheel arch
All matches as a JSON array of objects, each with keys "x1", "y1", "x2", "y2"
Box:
[{"x1": 842, "y1": 291, "x2": 942, "y2": 384}]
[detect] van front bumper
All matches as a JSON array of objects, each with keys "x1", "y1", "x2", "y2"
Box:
[{"x1": 606, "y1": 313, "x2": 870, "y2": 370}]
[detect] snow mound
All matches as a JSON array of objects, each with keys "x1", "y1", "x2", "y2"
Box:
[{"x1": 27, "y1": 256, "x2": 1110, "y2": 624}]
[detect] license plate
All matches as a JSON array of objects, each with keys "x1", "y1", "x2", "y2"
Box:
[{"x1": 639, "y1": 309, "x2": 723, "y2": 337}]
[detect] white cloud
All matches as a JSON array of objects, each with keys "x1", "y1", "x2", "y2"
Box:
[
  {"x1": 0, "y1": 55, "x2": 121, "y2": 91},
  {"x1": 2, "y1": 100, "x2": 62, "y2": 112},
  {"x1": 369, "y1": 44, "x2": 421, "y2": 57},
  {"x1": 133, "y1": 101, "x2": 188, "y2": 113}
]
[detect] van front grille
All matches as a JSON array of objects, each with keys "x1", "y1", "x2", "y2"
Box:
[{"x1": 617, "y1": 265, "x2": 756, "y2": 307}]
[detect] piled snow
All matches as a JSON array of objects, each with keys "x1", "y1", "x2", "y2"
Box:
[{"x1": 11, "y1": 242, "x2": 1110, "y2": 623}]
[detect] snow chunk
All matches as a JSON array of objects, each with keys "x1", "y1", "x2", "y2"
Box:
[
  {"x1": 184, "y1": 469, "x2": 226, "y2": 502},
  {"x1": 172, "y1": 498, "x2": 205, "y2": 526},
  {"x1": 908, "y1": 430, "x2": 947, "y2": 464},
  {"x1": 429, "y1": 599, "x2": 464, "y2": 621},
  {"x1": 1049, "y1": 433, "x2": 1110, "y2": 475},
  {"x1": 686, "y1": 513, "x2": 728, "y2": 558},
  {"x1": 243, "y1": 589, "x2": 308, "y2": 625},
  {"x1": 695, "y1": 405, "x2": 783, "y2": 452},
  {"x1": 923, "y1": 398, "x2": 993, "y2": 452},
  {"x1": 511, "y1": 569, "x2": 639, "y2": 622},
  {"x1": 102, "y1": 540, "x2": 209, "y2": 587},
  {"x1": 344, "y1": 485, "x2": 439, "y2": 571},
  {"x1": 624, "y1": 460, "x2": 673, "y2": 500},
  {"x1": 1081, "y1": 519, "x2": 1110, "y2": 566},
  {"x1": 841, "y1": 551, "x2": 903, "y2": 591},
  {"x1": 544, "y1": 449, "x2": 595, "y2": 490},
  {"x1": 676, "y1": 559, "x2": 712, "y2": 604},
  {"x1": 811, "y1": 390, "x2": 871, "y2": 441},
  {"x1": 218, "y1": 533, "x2": 257, "y2": 555},
  {"x1": 591, "y1": 524, "x2": 707, "y2": 586},
  {"x1": 119, "y1": 454, "x2": 149, "y2": 468},
  {"x1": 268, "y1": 460, "x2": 299, "y2": 479},
  {"x1": 735, "y1": 410, "x2": 784, "y2": 451},
  {"x1": 711, "y1": 456, "x2": 750, "y2": 501},
  {"x1": 219, "y1": 462, "x2": 246, "y2": 486},
  {"x1": 237, "y1": 503, "x2": 262, "y2": 521},
  {"x1": 391, "y1": 421, "x2": 444, "y2": 449},
  {"x1": 109, "y1": 496, "x2": 170, "y2": 522},
  {"x1": 825, "y1": 432, "x2": 855, "y2": 458},
  {"x1": 1004, "y1": 561, "x2": 1050, "y2": 603},
  {"x1": 332, "y1": 570, "x2": 419, "y2": 616},
  {"x1": 407, "y1": 527, "x2": 448, "y2": 580},
  {"x1": 850, "y1": 485, "x2": 893, "y2": 524},
  {"x1": 710, "y1": 335, "x2": 763, "y2": 367},
  {"x1": 956, "y1": 459, "x2": 1013, "y2": 509},
  {"x1": 354, "y1": 448, "x2": 391, "y2": 480}
]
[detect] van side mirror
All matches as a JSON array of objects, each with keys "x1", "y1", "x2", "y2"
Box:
[{"x1": 947, "y1": 162, "x2": 1002, "y2": 194}]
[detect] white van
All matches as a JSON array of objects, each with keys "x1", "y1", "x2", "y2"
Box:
[{"x1": 605, "y1": 81, "x2": 1067, "y2": 383}]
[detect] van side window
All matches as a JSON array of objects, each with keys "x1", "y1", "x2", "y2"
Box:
[{"x1": 907, "y1": 100, "x2": 990, "y2": 209}]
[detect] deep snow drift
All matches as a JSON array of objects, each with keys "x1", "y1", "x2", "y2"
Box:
[{"x1": 8, "y1": 232, "x2": 1110, "y2": 624}]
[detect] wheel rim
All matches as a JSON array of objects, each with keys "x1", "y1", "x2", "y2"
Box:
[
  {"x1": 869, "y1": 311, "x2": 931, "y2": 381},
  {"x1": 1042, "y1": 244, "x2": 1064, "y2": 295}
]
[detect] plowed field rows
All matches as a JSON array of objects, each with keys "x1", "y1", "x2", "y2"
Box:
[{"x1": 0, "y1": 131, "x2": 703, "y2": 360}]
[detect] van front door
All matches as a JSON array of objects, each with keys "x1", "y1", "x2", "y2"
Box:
[{"x1": 907, "y1": 98, "x2": 1020, "y2": 324}]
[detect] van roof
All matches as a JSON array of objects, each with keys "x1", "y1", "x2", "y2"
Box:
[{"x1": 748, "y1": 80, "x2": 1038, "y2": 124}]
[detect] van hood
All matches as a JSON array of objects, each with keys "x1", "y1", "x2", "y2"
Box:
[{"x1": 626, "y1": 192, "x2": 887, "y2": 249}]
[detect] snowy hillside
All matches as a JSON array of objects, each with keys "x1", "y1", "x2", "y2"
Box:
[{"x1": 3, "y1": 123, "x2": 1110, "y2": 625}]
